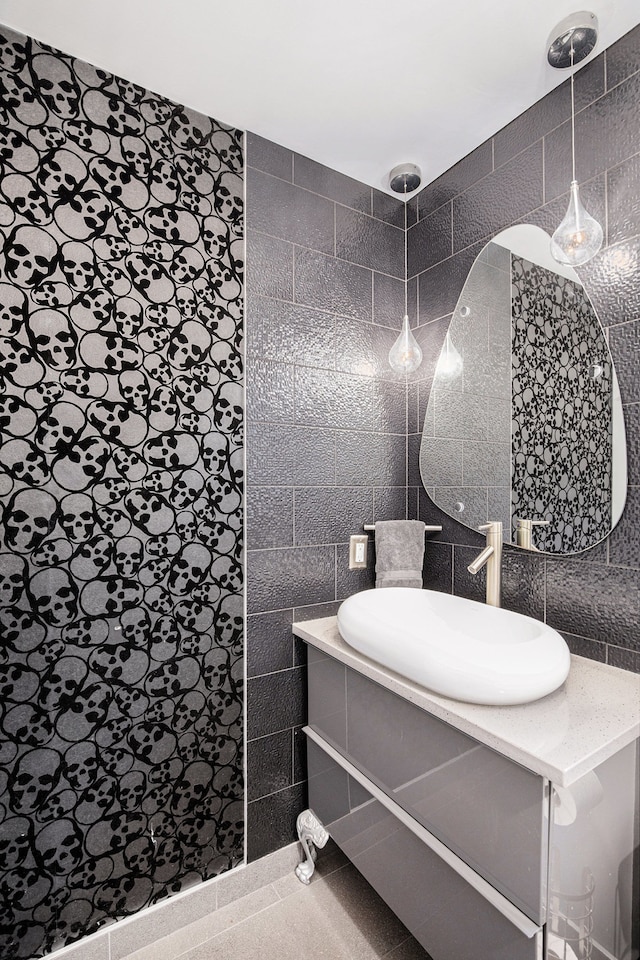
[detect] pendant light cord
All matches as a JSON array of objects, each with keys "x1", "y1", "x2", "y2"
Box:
[
  {"x1": 404, "y1": 178, "x2": 408, "y2": 317},
  {"x1": 570, "y1": 41, "x2": 576, "y2": 182}
]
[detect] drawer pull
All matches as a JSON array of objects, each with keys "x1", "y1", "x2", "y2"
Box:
[{"x1": 304, "y1": 726, "x2": 542, "y2": 940}]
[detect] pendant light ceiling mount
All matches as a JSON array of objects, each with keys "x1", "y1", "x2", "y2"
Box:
[
  {"x1": 389, "y1": 163, "x2": 422, "y2": 195},
  {"x1": 547, "y1": 11, "x2": 598, "y2": 69},
  {"x1": 548, "y1": 10, "x2": 603, "y2": 267}
]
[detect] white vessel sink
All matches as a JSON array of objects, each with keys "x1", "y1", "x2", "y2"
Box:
[{"x1": 337, "y1": 589, "x2": 571, "y2": 705}]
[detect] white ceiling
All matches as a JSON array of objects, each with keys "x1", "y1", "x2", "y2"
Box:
[{"x1": 0, "y1": 0, "x2": 638, "y2": 196}]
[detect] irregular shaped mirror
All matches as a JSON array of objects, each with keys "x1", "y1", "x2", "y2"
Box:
[{"x1": 419, "y1": 224, "x2": 627, "y2": 554}]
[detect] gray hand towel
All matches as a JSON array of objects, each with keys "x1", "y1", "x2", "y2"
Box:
[{"x1": 374, "y1": 520, "x2": 426, "y2": 589}]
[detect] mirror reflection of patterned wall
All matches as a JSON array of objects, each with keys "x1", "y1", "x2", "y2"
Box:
[{"x1": 511, "y1": 255, "x2": 612, "y2": 553}]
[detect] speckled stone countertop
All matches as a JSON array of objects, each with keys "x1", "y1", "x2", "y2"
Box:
[{"x1": 292, "y1": 616, "x2": 640, "y2": 787}]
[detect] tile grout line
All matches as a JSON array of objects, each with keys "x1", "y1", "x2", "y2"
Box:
[
  {"x1": 250, "y1": 227, "x2": 405, "y2": 281},
  {"x1": 371, "y1": 269, "x2": 376, "y2": 323},
  {"x1": 291, "y1": 240, "x2": 296, "y2": 304},
  {"x1": 381, "y1": 932, "x2": 421, "y2": 958},
  {"x1": 604, "y1": 158, "x2": 609, "y2": 247},
  {"x1": 248, "y1": 163, "x2": 405, "y2": 231},
  {"x1": 450, "y1": 200, "x2": 454, "y2": 257},
  {"x1": 142, "y1": 885, "x2": 289, "y2": 960},
  {"x1": 166, "y1": 860, "x2": 357, "y2": 960}
]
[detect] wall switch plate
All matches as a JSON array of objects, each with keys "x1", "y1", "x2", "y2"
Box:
[{"x1": 349, "y1": 534, "x2": 368, "y2": 569}]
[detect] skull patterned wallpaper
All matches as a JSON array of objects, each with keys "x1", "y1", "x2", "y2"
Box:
[
  {"x1": 511, "y1": 256, "x2": 612, "y2": 554},
  {"x1": 0, "y1": 25, "x2": 244, "y2": 959}
]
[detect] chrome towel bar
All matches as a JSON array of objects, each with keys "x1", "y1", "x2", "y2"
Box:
[{"x1": 363, "y1": 524, "x2": 442, "y2": 533}]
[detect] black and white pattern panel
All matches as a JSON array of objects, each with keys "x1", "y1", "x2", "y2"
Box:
[
  {"x1": 0, "y1": 26, "x2": 243, "y2": 959},
  {"x1": 511, "y1": 256, "x2": 612, "y2": 553}
]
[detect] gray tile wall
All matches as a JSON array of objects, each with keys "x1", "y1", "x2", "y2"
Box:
[
  {"x1": 245, "y1": 133, "x2": 407, "y2": 859},
  {"x1": 243, "y1": 20, "x2": 639, "y2": 869},
  {"x1": 408, "y1": 23, "x2": 640, "y2": 672}
]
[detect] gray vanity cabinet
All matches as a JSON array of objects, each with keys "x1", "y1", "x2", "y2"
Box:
[
  {"x1": 304, "y1": 644, "x2": 639, "y2": 960},
  {"x1": 306, "y1": 737, "x2": 541, "y2": 960}
]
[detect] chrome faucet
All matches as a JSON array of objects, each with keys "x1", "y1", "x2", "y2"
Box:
[
  {"x1": 515, "y1": 517, "x2": 550, "y2": 551},
  {"x1": 467, "y1": 521, "x2": 502, "y2": 607}
]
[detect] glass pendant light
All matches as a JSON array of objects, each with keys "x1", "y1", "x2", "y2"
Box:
[
  {"x1": 389, "y1": 314, "x2": 422, "y2": 373},
  {"x1": 549, "y1": 16, "x2": 603, "y2": 266},
  {"x1": 388, "y1": 166, "x2": 422, "y2": 374},
  {"x1": 436, "y1": 330, "x2": 463, "y2": 380},
  {"x1": 551, "y1": 180, "x2": 603, "y2": 266}
]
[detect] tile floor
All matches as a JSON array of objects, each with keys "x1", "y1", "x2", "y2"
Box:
[{"x1": 124, "y1": 845, "x2": 431, "y2": 960}]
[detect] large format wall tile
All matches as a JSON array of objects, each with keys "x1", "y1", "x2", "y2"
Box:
[
  {"x1": 247, "y1": 422, "x2": 336, "y2": 486},
  {"x1": 294, "y1": 487, "x2": 374, "y2": 545},
  {"x1": 294, "y1": 153, "x2": 372, "y2": 214},
  {"x1": 246, "y1": 230, "x2": 293, "y2": 300},
  {"x1": 407, "y1": 203, "x2": 452, "y2": 278},
  {"x1": 335, "y1": 205, "x2": 404, "y2": 277},
  {"x1": 246, "y1": 357, "x2": 295, "y2": 422},
  {"x1": 453, "y1": 546, "x2": 546, "y2": 621},
  {"x1": 453, "y1": 142, "x2": 543, "y2": 251},
  {"x1": 246, "y1": 166, "x2": 335, "y2": 253},
  {"x1": 0, "y1": 23, "x2": 244, "y2": 960},
  {"x1": 247, "y1": 546, "x2": 336, "y2": 614},
  {"x1": 247, "y1": 783, "x2": 306, "y2": 862},
  {"x1": 545, "y1": 560, "x2": 640, "y2": 646},
  {"x1": 607, "y1": 647, "x2": 640, "y2": 671},
  {"x1": 626, "y1": 403, "x2": 639, "y2": 485},
  {"x1": 607, "y1": 486, "x2": 640, "y2": 568},
  {"x1": 335, "y1": 431, "x2": 406, "y2": 487},
  {"x1": 247, "y1": 610, "x2": 299, "y2": 678},
  {"x1": 248, "y1": 297, "x2": 336, "y2": 367},
  {"x1": 373, "y1": 188, "x2": 407, "y2": 228},
  {"x1": 246, "y1": 131, "x2": 293, "y2": 181},
  {"x1": 578, "y1": 236, "x2": 640, "y2": 327},
  {"x1": 417, "y1": 141, "x2": 493, "y2": 220},
  {"x1": 247, "y1": 729, "x2": 292, "y2": 801},
  {"x1": 374, "y1": 271, "x2": 417, "y2": 327},
  {"x1": 334, "y1": 315, "x2": 400, "y2": 379},
  {"x1": 243, "y1": 17, "x2": 640, "y2": 888},
  {"x1": 294, "y1": 247, "x2": 373, "y2": 320},
  {"x1": 247, "y1": 668, "x2": 307, "y2": 739},
  {"x1": 246, "y1": 487, "x2": 294, "y2": 550},
  {"x1": 609, "y1": 320, "x2": 640, "y2": 404},
  {"x1": 606, "y1": 23, "x2": 640, "y2": 88},
  {"x1": 417, "y1": 242, "x2": 483, "y2": 324},
  {"x1": 373, "y1": 484, "x2": 409, "y2": 524},
  {"x1": 606, "y1": 152, "x2": 640, "y2": 244},
  {"x1": 294, "y1": 366, "x2": 375, "y2": 430}
]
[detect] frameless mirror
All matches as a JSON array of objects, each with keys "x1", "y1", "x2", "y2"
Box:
[{"x1": 419, "y1": 224, "x2": 627, "y2": 554}]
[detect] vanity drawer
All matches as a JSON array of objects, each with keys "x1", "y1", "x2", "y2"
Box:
[
  {"x1": 306, "y1": 731, "x2": 542, "y2": 960},
  {"x1": 307, "y1": 649, "x2": 548, "y2": 923}
]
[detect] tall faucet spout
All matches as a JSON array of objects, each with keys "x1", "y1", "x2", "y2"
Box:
[
  {"x1": 467, "y1": 545, "x2": 494, "y2": 575},
  {"x1": 467, "y1": 521, "x2": 502, "y2": 607}
]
